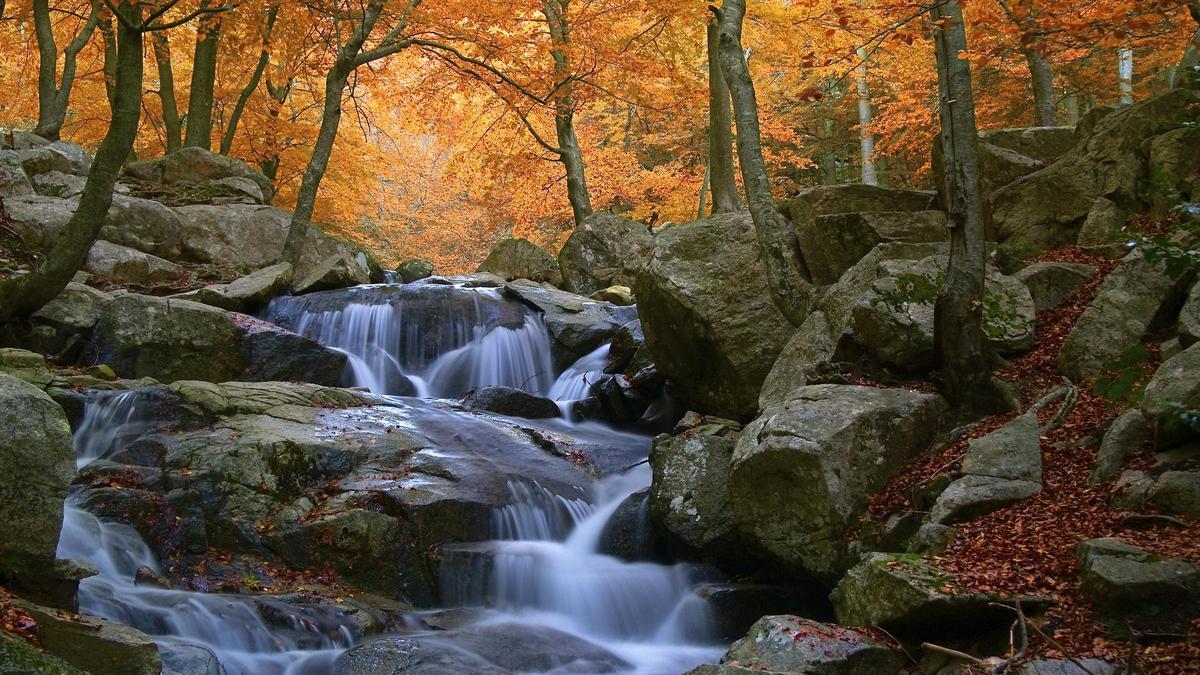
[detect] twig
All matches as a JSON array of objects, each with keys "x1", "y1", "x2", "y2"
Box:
[
  {"x1": 873, "y1": 625, "x2": 921, "y2": 669},
  {"x1": 921, "y1": 642, "x2": 986, "y2": 665}
]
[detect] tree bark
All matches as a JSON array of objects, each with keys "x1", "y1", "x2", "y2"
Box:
[
  {"x1": 856, "y1": 46, "x2": 879, "y2": 185},
  {"x1": 0, "y1": 1, "x2": 143, "y2": 321},
  {"x1": 714, "y1": 0, "x2": 812, "y2": 325},
  {"x1": 543, "y1": 0, "x2": 593, "y2": 228},
  {"x1": 184, "y1": 5, "x2": 222, "y2": 150},
  {"x1": 99, "y1": 12, "x2": 117, "y2": 112},
  {"x1": 707, "y1": 19, "x2": 739, "y2": 213},
  {"x1": 220, "y1": 3, "x2": 278, "y2": 155},
  {"x1": 32, "y1": 0, "x2": 101, "y2": 140},
  {"x1": 1025, "y1": 49, "x2": 1057, "y2": 126},
  {"x1": 152, "y1": 32, "x2": 183, "y2": 153},
  {"x1": 931, "y1": 0, "x2": 1004, "y2": 410},
  {"x1": 1172, "y1": 27, "x2": 1200, "y2": 89},
  {"x1": 1117, "y1": 48, "x2": 1134, "y2": 106}
]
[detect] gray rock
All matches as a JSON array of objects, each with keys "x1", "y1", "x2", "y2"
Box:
[
  {"x1": 801, "y1": 210, "x2": 947, "y2": 285},
  {"x1": 1058, "y1": 250, "x2": 1191, "y2": 383},
  {"x1": 1179, "y1": 281, "x2": 1200, "y2": 346},
  {"x1": 30, "y1": 170, "x2": 89, "y2": 198},
  {"x1": 1016, "y1": 659, "x2": 1118, "y2": 675},
  {"x1": 176, "y1": 262, "x2": 293, "y2": 312},
  {"x1": 729, "y1": 384, "x2": 946, "y2": 581},
  {"x1": 31, "y1": 282, "x2": 113, "y2": 355},
  {"x1": 159, "y1": 640, "x2": 227, "y2": 675},
  {"x1": 463, "y1": 386, "x2": 560, "y2": 419},
  {"x1": 504, "y1": 281, "x2": 636, "y2": 368},
  {"x1": 293, "y1": 251, "x2": 372, "y2": 294},
  {"x1": 18, "y1": 140, "x2": 93, "y2": 176},
  {"x1": 1146, "y1": 127, "x2": 1200, "y2": 204},
  {"x1": 635, "y1": 211, "x2": 794, "y2": 419},
  {"x1": 92, "y1": 294, "x2": 346, "y2": 385},
  {"x1": 85, "y1": 240, "x2": 185, "y2": 286},
  {"x1": 980, "y1": 127, "x2": 1077, "y2": 162},
  {"x1": 908, "y1": 523, "x2": 956, "y2": 555},
  {"x1": 930, "y1": 475, "x2": 1041, "y2": 525},
  {"x1": 718, "y1": 615, "x2": 905, "y2": 674},
  {"x1": 124, "y1": 147, "x2": 274, "y2": 203},
  {"x1": 208, "y1": 176, "x2": 264, "y2": 204},
  {"x1": 3, "y1": 194, "x2": 76, "y2": 248},
  {"x1": 557, "y1": 212, "x2": 654, "y2": 295},
  {"x1": 961, "y1": 413, "x2": 1042, "y2": 482},
  {"x1": 758, "y1": 311, "x2": 837, "y2": 409},
  {"x1": 0, "y1": 374, "x2": 73, "y2": 574},
  {"x1": 649, "y1": 428, "x2": 738, "y2": 553},
  {"x1": 16, "y1": 601, "x2": 160, "y2": 675},
  {"x1": 1013, "y1": 261, "x2": 1096, "y2": 312},
  {"x1": 1077, "y1": 537, "x2": 1200, "y2": 637},
  {"x1": 0, "y1": 348, "x2": 53, "y2": 388},
  {"x1": 394, "y1": 259, "x2": 434, "y2": 283},
  {"x1": 0, "y1": 149, "x2": 33, "y2": 197},
  {"x1": 1090, "y1": 410, "x2": 1151, "y2": 485},
  {"x1": 1141, "y1": 341, "x2": 1200, "y2": 448},
  {"x1": 477, "y1": 238, "x2": 562, "y2": 286},
  {"x1": 1076, "y1": 197, "x2": 1133, "y2": 247}
]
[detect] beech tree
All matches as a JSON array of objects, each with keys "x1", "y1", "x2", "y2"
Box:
[
  {"x1": 997, "y1": 0, "x2": 1056, "y2": 126},
  {"x1": 706, "y1": 16, "x2": 739, "y2": 214},
  {"x1": 32, "y1": 0, "x2": 102, "y2": 140},
  {"x1": 184, "y1": 0, "x2": 222, "y2": 149}
]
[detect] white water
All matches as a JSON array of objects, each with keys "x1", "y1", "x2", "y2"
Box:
[{"x1": 58, "y1": 282, "x2": 723, "y2": 674}]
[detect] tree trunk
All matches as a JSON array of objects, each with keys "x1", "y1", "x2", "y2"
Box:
[
  {"x1": 152, "y1": 33, "x2": 182, "y2": 153},
  {"x1": 697, "y1": 161, "x2": 711, "y2": 219},
  {"x1": 0, "y1": 2, "x2": 142, "y2": 322},
  {"x1": 930, "y1": 0, "x2": 1003, "y2": 410},
  {"x1": 714, "y1": 0, "x2": 812, "y2": 325},
  {"x1": 99, "y1": 13, "x2": 117, "y2": 113},
  {"x1": 1172, "y1": 27, "x2": 1199, "y2": 89},
  {"x1": 1025, "y1": 48, "x2": 1057, "y2": 126},
  {"x1": 32, "y1": 0, "x2": 100, "y2": 140},
  {"x1": 856, "y1": 46, "x2": 879, "y2": 185},
  {"x1": 707, "y1": 19, "x2": 739, "y2": 213},
  {"x1": 259, "y1": 76, "x2": 292, "y2": 198},
  {"x1": 544, "y1": 0, "x2": 593, "y2": 228},
  {"x1": 220, "y1": 3, "x2": 278, "y2": 155},
  {"x1": 184, "y1": 9, "x2": 222, "y2": 150},
  {"x1": 1118, "y1": 48, "x2": 1134, "y2": 106}
]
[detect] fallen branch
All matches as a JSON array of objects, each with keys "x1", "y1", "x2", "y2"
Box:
[
  {"x1": 920, "y1": 642, "x2": 986, "y2": 666},
  {"x1": 1027, "y1": 380, "x2": 1078, "y2": 434},
  {"x1": 1117, "y1": 512, "x2": 1189, "y2": 530}
]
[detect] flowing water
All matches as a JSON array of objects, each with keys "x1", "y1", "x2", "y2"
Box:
[{"x1": 58, "y1": 279, "x2": 723, "y2": 674}]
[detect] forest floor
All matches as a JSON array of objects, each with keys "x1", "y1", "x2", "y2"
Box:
[{"x1": 871, "y1": 240, "x2": 1200, "y2": 674}]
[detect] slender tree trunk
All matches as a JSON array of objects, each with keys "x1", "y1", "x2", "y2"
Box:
[
  {"x1": 152, "y1": 33, "x2": 182, "y2": 153},
  {"x1": 544, "y1": 0, "x2": 593, "y2": 228},
  {"x1": 0, "y1": 2, "x2": 142, "y2": 321},
  {"x1": 856, "y1": 46, "x2": 878, "y2": 185},
  {"x1": 714, "y1": 0, "x2": 812, "y2": 325},
  {"x1": 184, "y1": 8, "x2": 222, "y2": 150},
  {"x1": 220, "y1": 4, "x2": 278, "y2": 155},
  {"x1": 260, "y1": 76, "x2": 292, "y2": 197},
  {"x1": 931, "y1": 0, "x2": 1003, "y2": 410},
  {"x1": 1172, "y1": 27, "x2": 1200, "y2": 89},
  {"x1": 707, "y1": 19, "x2": 739, "y2": 212},
  {"x1": 1025, "y1": 49, "x2": 1057, "y2": 126},
  {"x1": 1118, "y1": 48, "x2": 1134, "y2": 106},
  {"x1": 32, "y1": 0, "x2": 101, "y2": 140},
  {"x1": 697, "y1": 161, "x2": 711, "y2": 219},
  {"x1": 99, "y1": 13, "x2": 117, "y2": 112}
]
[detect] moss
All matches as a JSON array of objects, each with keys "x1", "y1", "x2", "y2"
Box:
[{"x1": 0, "y1": 632, "x2": 85, "y2": 675}]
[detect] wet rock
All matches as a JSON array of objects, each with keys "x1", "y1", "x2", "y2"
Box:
[
  {"x1": 635, "y1": 211, "x2": 794, "y2": 419},
  {"x1": 93, "y1": 293, "x2": 346, "y2": 385},
  {"x1": 1090, "y1": 410, "x2": 1152, "y2": 485},
  {"x1": 504, "y1": 281, "x2": 636, "y2": 368},
  {"x1": 1141, "y1": 342, "x2": 1200, "y2": 448},
  {"x1": 597, "y1": 488, "x2": 667, "y2": 562},
  {"x1": 477, "y1": 238, "x2": 562, "y2": 286},
  {"x1": 176, "y1": 262, "x2": 293, "y2": 313},
  {"x1": 558, "y1": 212, "x2": 654, "y2": 295},
  {"x1": 464, "y1": 386, "x2": 560, "y2": 419},
  {"x1": 0, "y1": 374, "x2": 73, "y2": 577},
  {"x1": 729, "y1": 385, "x2": 946, "y2": 582},
  {"x1": 158, "y1": 640, "x2": 226, "y2": 675},
  {"x1": 85, "y1": 240, "x2": 186, "y2": 286},
  {"x1": 714, "y1": 615, "x2": 904, "y2": 674},
  {"x1": 694, "y1": 586, "x2": 815, "y2": 643},
  {"x1": 16, "y1": 600, "x2": 160, "y2": 675},
  {"x1": 1077, "y1": 537, "x2": 1200, "y2": 638},
  {"x1": 1013, "y1": 261, "x2": 1096, "y2": 312},
  {"x1": 293, "y1": 251, "x2": 373, "y2": 294},
  {"x1": 394, "y1": 259, "x2": 434, "y2": 283},
  {"x1": 649, "y1": 428, "x2": 738, "y2": 555},
  {"x1": 1058, "y1": 250, "x2": 1191, "y2": 383}
]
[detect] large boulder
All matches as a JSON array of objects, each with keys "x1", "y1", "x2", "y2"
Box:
[
  {"x1": 124, "y1": 147, "x2": 274, "y2": 203},
  {"x1": 1141, "y1": 342, "x2": 1200, "y2": 448},
  {"x1": 1058, "y1": 250, "x2": 1191, "y2": 383},
  {"x1": 292, "y1": 251, "x2": 372, "y2": 294},
  {"x1": 176, "y1": 262, "x2": 293, "y2": 313},
  {"x1": 17, "y1": 140, "x2": 93, "y2": 177},
  {"x1": 1090, "y1": 410, "x2": 1152, "y2": 485},
  {"x1": 1146, "y1": 127, "x2": 1200, "y2": 206},
  {"x1": 0, "y1": 149, "x2": 33, "y2": 197},
  {"x1": 85, "y1": 240, "x2": 185, "y2": 286},
  {"x1": 758, "y1": 311, "x2": 838, "y2": 409},
  {"x1": 931, "y1": 414, "x2": 1043, "y2": 524},
  {"x1": 980, "y1": 127, "x2": 1077, "y2": 163},
  {"x1": 635, "y1": 211, "x2": 793, "y2": 419},
  {"x1": 0, "y1": 374, "x2": 73, "y2": 578},
  {"x1": 92, "y1": 294, "x2": 347, "y2": 385},
  {"x1": 648, "y1": 424, "x2": 739, "y2": 554},
  {"x1": 17, "y1": 601, "x2": 160, "y2": 675},
  {"x1": 4, "y1": 193, "x2": 184, "y2": 260},
  {"x1": 503, "y1": 282, "x2": 636, "y2": 368},
  {"x1": 1077, "y1": 538, "x2": 1200, "y2": 638},
  {"x1": 477, "y1": 238, "x2": 562, "y2": 286},
  {"x1": 1013, "y1": 261, "x2": 1096, "y2": 312},
  {"x1": 933, "y1": 141, "x2": 1044, "y2": 211},
  {"x1": 463, "y1": 386, "x2": 560, "y2": 419},
  {"x1": 557, "y1": 212, "x2": 654, "y2": 295},
  {"x1": 992, "y1": 89, "x2": 1200, "y2": 254},
  {"x1": 729, "y1": 384, "x2": 946, "y2": 581},
  {"x1": 1179, "y1": 281, "x2": 1200, "y2": 346},
  {"x1": 31, "y1": 282, "x2": 113, "y2": 356},
  {"x1": 709, "y1": 615, "x2": 905, "y2": 674},
  {"x1": 801, "y1": 211, "x2": 947, "y2": 285},
  {"x1": 394, "y1": 259, "x2": 434, "y2": 283}
]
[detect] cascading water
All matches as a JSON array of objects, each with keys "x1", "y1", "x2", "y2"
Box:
[{"x1": 60, "y1": 279, "x2": 724, "y2": 674}]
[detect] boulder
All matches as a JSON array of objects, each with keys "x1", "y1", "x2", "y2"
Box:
[
  {"x1": 648, "y1": 426, "x2": 739, "y2": 554},
  {"x1": 1179, "y1": 281, "x2": 1200, "y2": 346},
  {"x1": 597, "y1": 488, "x2": 664, "y2": 562},
  {"x1": 1016, "y1": 659, "x2": 1118, "y2": 675},
  {"x1": 0, "y1": 149, "x2": 33, "y2": 197},
  {"x1": 715, "y1": 615, "x2": 904, "y2": 674},
  {"x1": 124, "y1": 147, "x2": 274, "y2": 203},
  {"x1": 1013, "y1": 261, "x2": 1096, "y2": 312},
  {"x1": 85, "y1": 240, "x2": 185, "y2": 286},
  {"x1": 17, "y1": 140, "x2": 92, "y2": 177},
  {"x1": 31, "y1": 282, "x2": 113, "y2": 356},
  {"x1": 0, "y1": 631, "x2": 84, "y2": 674},
  {"x1": 463, "y1": 386, "x2": 560, "y2": 419},
  {"x1": 801, "y1": 210, "x2": 947, "y2": 285},
  {"x1": 293, "y1": 251, "x2": 372, "y2": 294},
  {"x1": 590, "y1": 285, "x2": 633, "y2": 305},
  {"x1": 477, "y1": 238, "x2": 562, "y2": 286},
  {"x1": 992, "y1": 88, "x2": 1200, "y2": 255},
  {"x1": 1058, "y1": 250, "x2": 1191, "y2": 383},
  {"x1": 693, "y1": 584, "x2": 815, "y2": 643},
  {"x1": 394, "y1": 259, "x2": 434, "y2": 283},
  {"x1": 729, "y1": 384, "x2": 946, "y2": 581},
  {"x1": 1077, "y1": 537, "x2": 1200, "y2": 638},
  {"x1": 980, "y1": 127, "x2": 1077, "y2": 162},
  {"x1": 930, "y1": 475, "x2": 1042, "y2": 525},
  {"x1": 30, "y1": 170, "x2": 95, "y2": 198},
  {"x1": 934, "y1": 141, "x2": 1043, "y2": 210},
  {"x1": 3, "y1": 194, "x2": 77, "y2": 248},
  {"x1": 0, "y1": 348, "x2": 53, "y2": 388},
  {"x1": 177, "y1": 262, "x2": 293, "y2": 312},
  {"x1": 758, "y1": 311, "x2": 837, "y2": 409},
  {"x1": 2, "y1": 194, "x2": 184, "y2": 260},
  {"x1": 635, "y1": 211, "x2": 793, "y2": 419},
  {"x1": 0, "y1": 374, "x2": 73, "y2": 576},
  {"x1": 557, "y1": 212, "x2": 654, "y2": 295},
  {"x1": 16, "y1": 601, "x2": 160, "y2": 675},
  {"x1": 1146, "y1": 127, "x2": 1200, "y2": 204},
  {"x1": 1076, "y1": 197, "x2": 1132, "y2": 247},
  {"x1": 1142, "y1": 342, "x2": 1200, "y2": 448},
  {"x1": 961, "y1": 413, "x2": 1042, "y2": 482},
  {"x1": 831, "y1": 553, "x2": 1012, "y2": 636},
  {"x1": 1090, "y1": 410, "x2": 1152, "y2": 484},
  {"x1": 504, "y1": 282, "x2": 636, "y2": 368},
  {"x1": 92, "y1": 294, "x2": 346, "y2": 385}
]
